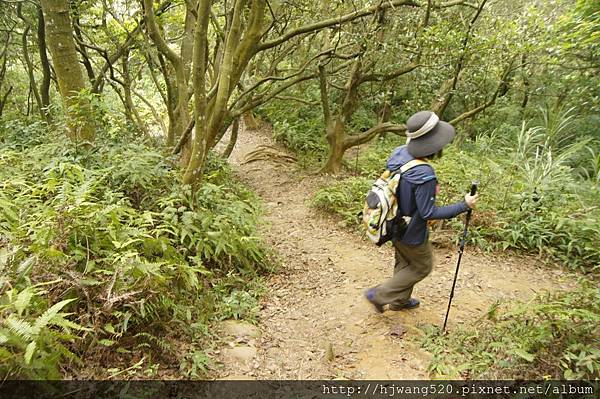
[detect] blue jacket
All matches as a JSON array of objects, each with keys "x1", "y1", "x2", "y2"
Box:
[{"x1": 386, "y1": 145, "x2": 469, "y2": 246}]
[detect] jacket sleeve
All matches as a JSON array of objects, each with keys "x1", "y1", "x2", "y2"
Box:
[{"x1": 414, "y1": 179, "x2": 470, "y2": 220}]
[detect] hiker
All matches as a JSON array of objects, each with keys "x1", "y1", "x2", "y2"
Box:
[{"x1": 364, "y1": 110, "x2": 479, "y2": 313}]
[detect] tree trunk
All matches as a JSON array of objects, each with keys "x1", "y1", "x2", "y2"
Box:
[
  {"x1": 20, "y1": 26, "x2": 45, "y2": 121},
  {"x1": 156, "y1": 53, "x2": 177, "y2": 146},
  {"x1": 142, "y1": 0, "x2": 191, "y2": 158},
  {"x1": 321, "y1": 119, "x2": 347, "y2": 174},
  {"x1": 121, "y1": 51, "x2": 149, "y2": 136},
  {"x1": 37, "y1": 7, "x2": 52, "y2": 121},
  {"x1": 0, "y1": 86, "x2": 13, "y2": 117},
  {"x1": 223, "y1": 118, "x2": 240, "y2": 158},
  {"x1": 242, "y1": 111, "x2": 259, "y2": 130},
  {"x1": 318, "y1": 60, "x2": 362, "y2": 175},
  {"x1": 182, "y1": 0, "x2": 211, "y2": 185},
  {"x1": 40, "y1": 0, "x2": 95, "y2": 143},
  {"x1": 16, "y1": 5, "x2": 45, "y2": 121},
  {"x1": 73, "y1": 13, "x2": 95, "y2": 82}
]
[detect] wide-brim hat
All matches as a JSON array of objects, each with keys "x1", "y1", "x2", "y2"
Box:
[{"x1": 405, "y1": 110, "x2": 455, "y2": 158}]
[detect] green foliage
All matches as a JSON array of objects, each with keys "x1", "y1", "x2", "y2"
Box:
[
  {"x1": 311, "y1": 177, "x2": 372, "y2": 227},
  {"x1": 0, "y1": 119, "x2": 48, "y2": 150},
  {"x1": 257, "y1": 86, "x2": 327, "y2": 158},
  {"x1": 0, "y1": 285, "x2": 85, "y2": 379},
  {"x1": 0, "y1": 128, "x2": 271, "y2": 378},
  {"x1": 420, "y1": 282, "x2": 600, "y2": 379}
]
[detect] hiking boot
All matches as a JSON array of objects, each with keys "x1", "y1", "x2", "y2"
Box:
[
  {"x1": 389, "y1": 298, "x2": 420, "y2": 311},
  {"x1": 364, "y1": 288, "x2": 384, "y2": 313}
]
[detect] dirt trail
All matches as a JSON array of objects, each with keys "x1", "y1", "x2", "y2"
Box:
[{"x1": 215, "y1": 124, "x2": 575, "y2": 380}]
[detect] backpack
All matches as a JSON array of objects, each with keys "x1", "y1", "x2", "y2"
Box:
[{"x1": 361, "y1": 159, "x2": 429, "y2": 246}]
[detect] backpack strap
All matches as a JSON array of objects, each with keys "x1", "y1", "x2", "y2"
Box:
[{"x1": 399, "y1": 159, "x2": 429, "y2": 174}]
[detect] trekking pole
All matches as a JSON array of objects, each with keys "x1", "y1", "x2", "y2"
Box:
[{"x1": 442, "y1": 181, "x2": 479, "y2": 333}]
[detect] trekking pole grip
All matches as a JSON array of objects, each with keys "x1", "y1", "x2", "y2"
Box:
[{"x1": 470, "y1": 181, "x2": 479, "y2": 196}]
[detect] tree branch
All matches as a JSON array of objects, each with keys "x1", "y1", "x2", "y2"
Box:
[
  {"x1": 449, "y1": 57, "x2": 516, "y2": 125},
  {"x1": 207, "y1": 0, "x2": 247, "y2": 140},
  {"x1": 232, "y1": 72, "x2": 317, "y2": 117},
  {"x1": 142, "y1": 0, "x2": 182, "y2": 68},
  {"x1": 91, "y1": 23, "x2": 142, "y2": 93},
  {"x1": 435, "y1": 0, "x2": 488, "y2": 116},
  {"x1": 344, "y1": 122, "x2": 407, "y2": 148},
  {"x1": 233, "y1": 46, "x2": 334, "y2": 107},
  {"x1": 273, "y1": 95, "x2": 319, "y2": 106},
  {"x1": 172, "y1": 119, "x2": 195, "y2": 155},
  {"x1": 318, "y1": 64, "x2": 331, "y2": 125},
  {"x1": 258, "y1": 0, "x2": 418, "y2": 52},
  {"x1": 360, "y1": 61, "x2": 420, "y2": 83}
]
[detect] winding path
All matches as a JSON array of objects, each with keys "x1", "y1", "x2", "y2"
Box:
[{"x1": 215, "y1": 123, "x2": 574, "y2": 379}]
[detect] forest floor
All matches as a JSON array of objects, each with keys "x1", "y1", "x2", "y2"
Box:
[{"x1": 213, "y1": 123, "x2": 576, "y2": 380}]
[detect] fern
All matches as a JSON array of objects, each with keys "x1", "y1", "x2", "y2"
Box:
[
  {"x1": 4, "y1": 315, "x2": 34, "y2": 341},
  {"x1": 32, "y1": 298, "x2": 77, "y2": 335},
  {"x1": 1, "y1": 287, "x2": 83, "y2": 379}
]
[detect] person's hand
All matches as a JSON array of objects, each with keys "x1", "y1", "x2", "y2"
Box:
[{"x1": 465, "y1": 193, "x2": 479, "y2": 209}]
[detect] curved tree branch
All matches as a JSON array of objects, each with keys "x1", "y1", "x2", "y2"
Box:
[{"x1": 258, "y1": 0, "x2": 418, "y2": 52}]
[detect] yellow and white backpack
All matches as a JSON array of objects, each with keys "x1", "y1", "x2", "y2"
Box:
[{"x1": 361, "y1": 159, "x2": 428, "y2": 246}]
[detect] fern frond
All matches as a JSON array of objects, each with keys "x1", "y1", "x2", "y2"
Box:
[
  {"x1": 14, "y1": 288, "x2": 35, "y2": 317},
  {"x1": 32, "y1": 298, "x2": 77, "y2": 335},
  {"x1": 4, "y1": 315, "x2": 34, "y2": 340}
]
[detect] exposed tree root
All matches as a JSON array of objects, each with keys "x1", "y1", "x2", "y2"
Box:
[{"x1": 242, "y1": 145, "x2": 297, "y2": 165}]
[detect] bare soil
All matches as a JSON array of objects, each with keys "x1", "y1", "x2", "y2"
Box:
[{"x1": 214, "y1": 123, "x2": 576, "y2": 380}]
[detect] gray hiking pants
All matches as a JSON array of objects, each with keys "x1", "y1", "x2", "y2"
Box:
[{"x1": 373, "y1": 239, "x2": 434, "y2": 307}]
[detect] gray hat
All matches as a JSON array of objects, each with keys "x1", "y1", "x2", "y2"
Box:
[{"x1": 405, "y1": 110, "x2": 455, "y2": 158}]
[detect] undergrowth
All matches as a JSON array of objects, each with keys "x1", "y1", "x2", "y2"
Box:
[
  {"x1": 256, "y1": 86, "x2": 327, "y2": 165},
  {"x1": 419, "y1": 282, "x2": 600, "y2": 379},
  {"x1": 0, "y1": 121, "x2": 271, "y2": 379}
]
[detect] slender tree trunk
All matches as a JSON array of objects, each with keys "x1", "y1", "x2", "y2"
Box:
[
  {"x1": 37, "y1": 7, "x2": 52, "y2": 120},
  {"x1": 20, "y1": 26, "x2": 45, "y2": 121},
  {"x1": 40, "y1": 0, "x2": 95, "y2": 143},
  {"x1": 223, "y1": 117, "x2": 240, "y2": 158},
  {"x1": 182, "y1": 0, "x2": 211, "y2": 185},
  {"x1": 520, "y1": 54, "x2": 530, "y2": 113},
  {"x1": 319, "y1": 60, "x2": 361, "y2": 174},
  {"x1": 156, "y1": 53, "x2": 177, "y2": 146},
  {"x1": 73, "y1": 13, "x2": 95, "y2": 82},
  {"x1": 142, "y1": 0, "x2": 193, "y2": 162},
  {"x1": 436, "y1": 0, "x2": 488, "y2": 118},
  {"x1": 133, "y1": 88, "x2": 168, "y2": 136},
  {"x1": 16, "y1": 5, "x2": 45, "y2": 121},
  {"x1": 121, "y1": 50, "x2": 149, "y2": 136},
  {"x1": 0, "y1": 86, "x2": 13, "y2": 117}
]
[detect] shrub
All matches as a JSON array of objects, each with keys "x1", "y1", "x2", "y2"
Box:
[
  {"x1": 0, "y1": 128, "x2": 271, "y2": 378},
  {"x1": 0, "y1": 285, "x2": 85, "y2": 379}
]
